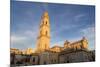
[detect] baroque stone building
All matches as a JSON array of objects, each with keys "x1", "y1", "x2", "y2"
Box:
[
  {"x1": 63, "y1": 37, "x2": 88, "y2": 51},
  {"x1": 59, "y1": 49, "x2": 92, "y2": 63},
  {"x1": 10, "y1": 11, "x2": 95, "y2": 66}
]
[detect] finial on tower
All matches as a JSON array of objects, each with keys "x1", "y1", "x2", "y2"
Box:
[{"x1": 42, "y1": 11, "x2": 49, "y2": 19}]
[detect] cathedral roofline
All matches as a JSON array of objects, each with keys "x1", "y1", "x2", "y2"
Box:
[{"x1": 59, "y1": 49, "x2": 89, "y2": 55}]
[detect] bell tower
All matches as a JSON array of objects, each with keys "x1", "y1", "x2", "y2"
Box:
[{"x1": 36, "y1": 11, "x2": 50, "y2": 52}]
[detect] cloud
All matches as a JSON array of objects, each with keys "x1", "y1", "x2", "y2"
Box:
[
  {"x1": 10, "y1": 34, "x2": 30, "y2": 49},
  {"x1": 10, "y1": 28, "x2": 39, "y2": 49},
  {"x1": 51, "y1": 24, "x2": 78, "y2": 36},
  {"x1": 80, "y1": 26, "x2": 95, "y2": 40},
  {"x1": 80, "y1": 26, "x2": 95, "y2": 50},
  {"x1": 11, "y1": 35, "x2": 27, "y2": 44},
  {"x1": 74, "y1": 14, "x2": 86, "y2": 21},
  {"x1": 24, "y1": 29, "x2": 38, "y2": 39}
]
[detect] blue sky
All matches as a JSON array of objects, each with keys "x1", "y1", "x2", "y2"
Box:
[{"x1": 11, "y1": 1, "x2": 95, "y2": 50}]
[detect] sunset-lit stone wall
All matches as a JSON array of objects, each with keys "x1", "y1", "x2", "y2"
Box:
[
  {"x1": 36, "y1": 11, "x2": 50, "y2": 53},
  {"x1": 63, "y1": 37, "x2": 88, "y2": 50}
]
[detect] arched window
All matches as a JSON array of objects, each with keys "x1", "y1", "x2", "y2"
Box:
[
  {"x1": 46, "y1": 31, "x2": 48, "y2": 35},
  {"x1": 46, "y1": 21, "x2": 47, "y2": 25}
]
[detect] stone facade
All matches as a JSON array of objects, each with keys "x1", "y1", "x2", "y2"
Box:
[
  {"x1": 10, "y1": 53, "x2": 39, "y2": 66},
  {"x1": 39, "y1": 50, "x2": 59, "y2": 64},
  {"x1": 30, "y1": 53, "x2": 39, "y2": 65},
  {"x1": 63, "y1": 37, "x2": 88, "y2": 51},
  {"x1": 59, "y1": 50, "x2": 91, "y2": 63}
]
